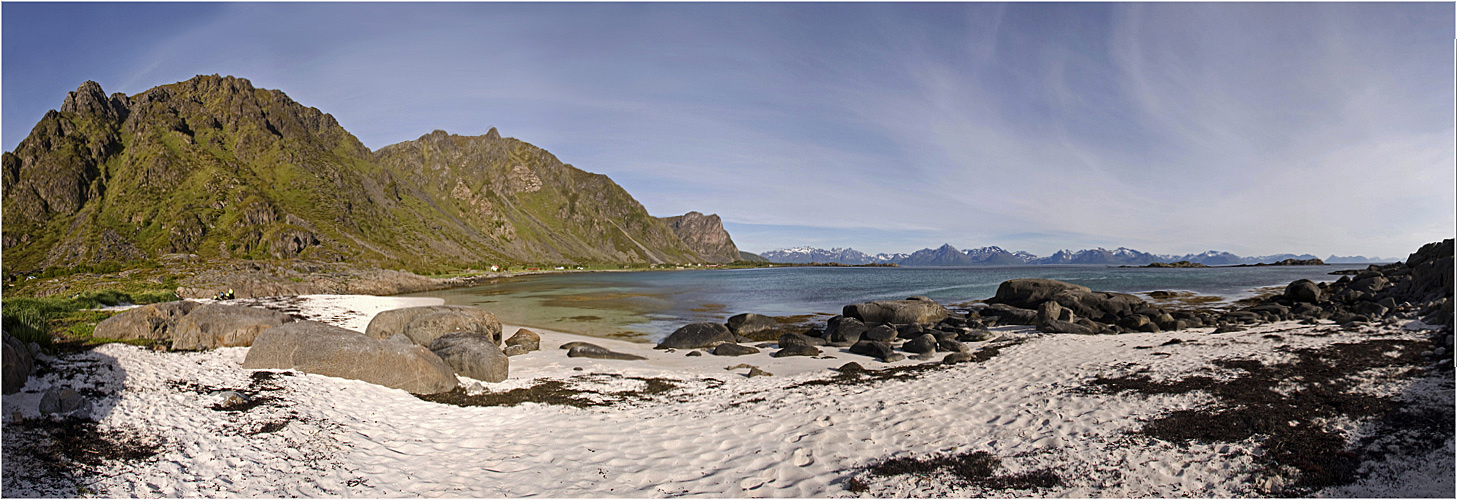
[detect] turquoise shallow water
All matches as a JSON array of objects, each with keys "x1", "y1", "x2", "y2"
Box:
[{"x1": 406, "y1": 264, "x2": 1375, "y2": 343}]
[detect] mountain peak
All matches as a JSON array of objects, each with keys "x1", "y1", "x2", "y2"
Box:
[{"x1": 59, "y1": 80, "x2": 126, "y2": 122}]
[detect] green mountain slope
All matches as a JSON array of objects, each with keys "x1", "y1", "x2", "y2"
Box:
[{"x1": 2, "y1": 75, "x2": 711, "y2": 272}]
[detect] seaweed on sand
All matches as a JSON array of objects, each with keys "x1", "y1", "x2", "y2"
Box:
[
  {"x1": 861, "y1": 450, "x2": 1063, "y2": 491},
  {"x1": 2, "y1": 417, "x2": 163, "y2": 496},
  {"x1": 1080, "y1": 337, "x2": 1454, "y2": 494},
  {"x1": 418, "y1": 373, "x2": 711, "y2": 408},
  {"x1": 788, "y1": 339, "x2": 1028, "y2": 390}
]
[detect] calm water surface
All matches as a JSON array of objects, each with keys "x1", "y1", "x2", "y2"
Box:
[{"x1": 406, "y1": 264, "x2": 1374, "y2": 343}]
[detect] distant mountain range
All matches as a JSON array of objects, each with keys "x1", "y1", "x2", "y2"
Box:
[{"x1": 759, "y1": 244, "x2": 1393, "y2": 267}]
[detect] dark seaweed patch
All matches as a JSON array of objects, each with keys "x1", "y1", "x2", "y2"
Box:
[
  {"x1": 1079, "y1": 337, "x2": 1452, "y2": 493},
  {"x1": 789, "y1": 339, "x2": 1027, "y2": 390},
  {"x1": 417, "y1": 374, "x2": 693, "y2": 408},
  {"x1": 864, "y1": 450, "x2": 1062, "y2": 491}
]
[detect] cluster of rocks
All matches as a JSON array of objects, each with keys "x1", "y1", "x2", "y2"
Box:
[
  {"x1": 658, "y1": 297, "x2": 993, "y2": 365},
  {"x1": 971, "y1": 238, "x2": 1452, "y2": 335},
  {"x1": 81, "y1": 302, "x2": 543, "y2": 394},
  {"x1": 652, "y1": 239, "x2": 1453, "y2": 367},
  {"x1": 245, "y1": 305, "x2": 541, "y2": 393},
  {"x1": 973, "y1": 278, "x2": 1255, "y2": 334}
]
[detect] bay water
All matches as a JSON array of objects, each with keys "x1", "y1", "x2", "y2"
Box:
[{"x1": 407, "y1": 264, "x2": 1375, "y2": 343}]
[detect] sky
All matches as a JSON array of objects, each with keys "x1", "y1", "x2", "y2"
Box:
[{"x1": 3, "y1": 2, "x2": 1453, "y2": 259}]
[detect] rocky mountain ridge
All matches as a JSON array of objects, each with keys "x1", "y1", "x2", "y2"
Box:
[
  {"x1": 761, "y1": 244, "x2": 1393, "y2": 267},
  {"x1": 2, "y1": 76, "x2": 734, "y2": 272}
]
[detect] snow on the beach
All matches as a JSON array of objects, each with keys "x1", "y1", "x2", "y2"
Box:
[{"x1": 3, "y1": 295, "x2": 1452, "y2": 497}]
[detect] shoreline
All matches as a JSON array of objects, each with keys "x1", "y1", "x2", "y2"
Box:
[{"x1": 4, "y1": 292, "x2": 1450, "y2": 497}]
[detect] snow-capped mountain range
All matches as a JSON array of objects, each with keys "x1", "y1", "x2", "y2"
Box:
[{"x1": 757, "y1": 244, "x2": 1392, "y2": 266}]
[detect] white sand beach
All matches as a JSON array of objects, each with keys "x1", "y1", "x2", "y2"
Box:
[{"x1": 3, "y1": 294, "x2": 1452, "y2": 498}]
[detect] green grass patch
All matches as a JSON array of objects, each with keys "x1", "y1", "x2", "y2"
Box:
[{"x1": 1, "y1": 289, "x2": 175, "y2": 351}]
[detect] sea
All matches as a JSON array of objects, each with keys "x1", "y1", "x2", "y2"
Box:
[{"x1": 405, "y1": 264, "x2": 1380, "y2": 343}]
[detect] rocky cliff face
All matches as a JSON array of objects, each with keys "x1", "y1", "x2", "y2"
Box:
[
  {"x1": 2, "y1": 76, "x2": 720, "y2": 272},
  {"x1": 660, "y1": 212, "x2": 740, "y2": 263}
]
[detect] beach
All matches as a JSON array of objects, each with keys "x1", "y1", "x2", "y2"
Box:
[{"x1": 3, "y1": 294, "x2": 1451, "y2": 497}]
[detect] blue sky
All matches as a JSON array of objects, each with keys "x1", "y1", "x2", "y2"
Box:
[{"x1": 3, "y1": 3, "x2": 1452, "y2": 258}]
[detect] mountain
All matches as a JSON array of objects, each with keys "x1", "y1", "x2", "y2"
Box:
[
  {"x1": 1326, "y1": 254, "x2": 1393, "y2": 264},
  {"x1": 874, "y1": 252, "x2": 910, "y2": 263},
  {"x1": 898, "y1": 244, "x2": 978, "y2": 266},
  {"x1": 961, "y1": 246, "x2": 1032, "y2": 265},
  {"x1": 1167, "y1": 250, "x2": 1244, "y2": 266},
  {"x1": 1, "y1": 76, "x2": 720, "y2": 272},
  {"x1": 659, "y1": 211, "x2": 740, "y2": 263},
  {"x1": 764, "y1": 244, "x2": 1350, "y2": 267},
  {"x1": 1030, "y1": 247, "x2": 1163, "y2": 266},
  {"x1": 758, "y1": 247, "x2": 877, "y2": 264},
  {"x1": 1242, "y1": 253, "x2": 1320, "y2": 265}
]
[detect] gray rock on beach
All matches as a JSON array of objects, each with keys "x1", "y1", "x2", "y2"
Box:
[
  {"x1": 825, "y1": 316, "x2": 868, "y2": 346},
  {"x1": 842, "y1": 297, "x2": 950, "y2": 326},
  {"x1": 725, "y1": 313, "x2": 778, "y2": 336},
  {"x1": 91, "y1": 300, "x2": 199, "y2": 343},
  {"x1": 656, "y1": 323, "x2": 736, "y2": 349},
  {"x1": 850, "y1": 340, "x2": 902, "y2": 362},
  {"x1": 901, "y1": 333, "x2": 939, "y2": 354},
  {"x1": 39, "y1": 388, "x2": 91, "y2": 418},
  {"x1": 506, "y1": 328, "x2": 541, "y2": 352},
  {"x1": 863, "y1": 324, "x2": 898, "y2": 342},
  {"x1": 170, "y1": 304, "x2": 292, "y2": 351},
  {"x1": 778, "y1": 332, "x2": 826, "y2": 348},
  {"x1": 773, "y1": 344, "x2": 821, "y2": 357},
  {"x1": 1284, "y1": 279, "x2": 1323, "y2": 303},
  {"x1": 990, "y1": 279, "x2": 1091, "y2": 309},
  {"x1": 430, "y1": 332, "x2": 509, "y2": 383},
  {"x1": 365, "y1": 305, "x2": 503, "y2": 346},
  {"x1": 244, "y1": 320, "x2": 458, "y2": 394},
  {"x1": 712, "y1": 343, "x2": 760, "y2": 356},
  {"x1": 567, "y1": 344, "x2": 647, "y2": 360},
  {"x1": 2, "y1": 331, "x2": 35, "y2": 394}
]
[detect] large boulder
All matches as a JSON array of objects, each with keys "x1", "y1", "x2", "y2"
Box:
[
  {"x1": 712, "y1": 343, "x2": 760, "y2": 356},
  {"x1": 725, "y1": 313, "x2": 778, "y2": 337},
  {"x1": 365, "y1": 306, "x2": 503, "y2": 346},
  {"x1": 429, "y1": 333, "x2": 509, "y2": 383},
  {"x1": 979, "y1": 304, "x2": 1038, "y2": 325},
  {"x1": 773, "y1": 344, "x2": 821, "y2": 357},
  {"x1": 1038, "y1": 320, "x2": 1095, "y2": 335},
  {"x1": 1037, "y1": 301, "x2": 1072, "y2": 325},
  {"x1": 170, "y1": 304, "x2": 292, "y2": 351},
  {"x1": 567, "y1": 344, "x2": 647, "y2": 360},
  {"x1": 863, "y1": 324, "x2": 898, "y2": 342},
  {"x1": 825, "y1": 316, "x2": 868, "y2": 346},
  {"x1": 901, "y1": 334, "x2": 939, "y2": 354},
  {"x1": 843, "y1": 297, "x2": 950, "y2": 326},
  {"x1": 778, "y1": 332, "x2": 826, "y2": 348},
  {"x1": 1284, "y1": 279, "x2": 1323, "y2": 303},
  {"x1": 505, "y1": 328, "x2": 541, "y2": 352},
  {"x1": 990, "y1": 279, "x2": 1092, "y2": 309},
  {"x1": 849, "y1": 340, "x2": 902, "y2": 362},
  {"x1": 2, "y1": 331, "x2": 35, "y2": 394},
  {"x1": 243, "y1": 321, "x2": 457, "y2": 394},
  {"x1": 92, "y1": 300, "x2": 199, "y2": 342},
  {"x1": 656, "y1": 323, "x2": 736, "y2": 349},
  {"x1": 1050, "y1": 290, "x2": 1146, "y2": 321}
]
